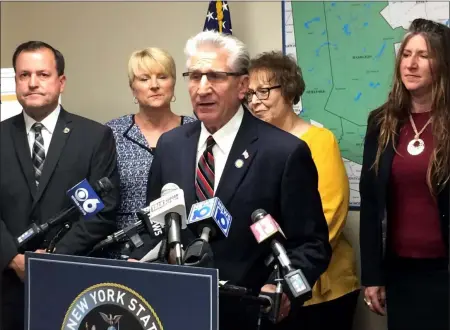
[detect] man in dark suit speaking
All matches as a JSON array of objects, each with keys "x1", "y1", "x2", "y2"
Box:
[
  {"x1": 134, "y1": 31, "x2": 331, "y2": 329},
  {"x1": 0, "y1": 41, "x2": 120, "y2": 329}
]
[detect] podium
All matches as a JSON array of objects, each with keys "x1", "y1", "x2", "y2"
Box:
[{"x1": 25, "y1": 252, "x2": 218, "y2": 330}]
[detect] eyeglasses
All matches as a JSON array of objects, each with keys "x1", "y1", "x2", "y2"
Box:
[
  {"x1": 182, "y1": 71, "x2": 245, "y2": 84},
  {"x1": 245, "y1": 85, "x2": 281, "y2": 103}
]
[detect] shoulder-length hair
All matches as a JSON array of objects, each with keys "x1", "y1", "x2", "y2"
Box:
[{"x1": 371, "y1": 18, "x2": 450, "y2": 194}]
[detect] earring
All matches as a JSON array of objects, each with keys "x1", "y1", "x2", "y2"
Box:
[
  {"x1": 133, "y1": 97, "x2": 138, "y2": 104},
  {"x1": 171, "y1": 95, "x2": 176, "y2": 102}
]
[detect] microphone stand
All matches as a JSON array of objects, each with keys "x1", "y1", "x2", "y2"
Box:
[
  {"x1": 183, "y1": 242, "x2": 275, "y2": 329},
  {"x1": 183, "y1": 238, "x2": 215, "y2": 268},
  {"x1": 218, "y1": 284, "x2": 272, "y2": 309},
  {"x1": 257, "y1": 263, "x2": 284, "y2": 327},
  {"x1": 88, "y1": 223, "x2": 145, "y2": 256},
  {"x1": 118, "y1": 242, "x2": 132, "y2": 260},
  {"x1": 157, "y1": 236, "x2": 169, "y2": 263},
  {"x1": 273, "y1": 265, "x2": 283, "y2": 322},
  {"x1": 45, "y1": 223, "x2": 72, "y2": 253}
]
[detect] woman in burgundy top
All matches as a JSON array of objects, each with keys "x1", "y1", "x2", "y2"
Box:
[{"x1": 360, "y1": 18, "x2": 450, "y2": 330}]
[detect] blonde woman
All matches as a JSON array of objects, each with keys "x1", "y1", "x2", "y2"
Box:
[{"x1": 106, "y1": 48, "x2": 195, "y2": 256}]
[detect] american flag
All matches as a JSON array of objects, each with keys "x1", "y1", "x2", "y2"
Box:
[{"x1": 203, "y1": 1, "x2": 232, "y2": 35}]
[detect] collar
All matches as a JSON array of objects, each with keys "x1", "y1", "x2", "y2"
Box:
[
  {"x1": 23, "y1": 105, "x2": 61, "y2": 135},
  {"x1": 198, "y1": 105, "x2": 244, "y2": 154}
]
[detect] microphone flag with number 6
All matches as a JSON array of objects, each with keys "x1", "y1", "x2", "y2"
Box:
[
  {"x1": 16, "y1": 177, "x2": 112, "y2": 248},
  {"x1": 66, "y1": 178, "x2": 105, "y2": 218}
]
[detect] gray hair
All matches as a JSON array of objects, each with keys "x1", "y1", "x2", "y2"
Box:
[{"x1": 184, "y1": 31, "x2": 249, "y2": 74}]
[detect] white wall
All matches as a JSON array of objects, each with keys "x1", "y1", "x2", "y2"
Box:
[
  {"x1": 1, "y1": 2, "x2": 285, "y2": 123},
  {"x1": 1, "y1": 2, "x2": 386, "y2": 329}
]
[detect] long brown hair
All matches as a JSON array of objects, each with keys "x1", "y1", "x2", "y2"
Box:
[{"x1": 371, "y1": 19, "x2": 450, "y2": 194}]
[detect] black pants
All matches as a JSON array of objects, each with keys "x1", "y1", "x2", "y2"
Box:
[
  {"x1": 274, "y1": 290, "x2": 360, "y2": 330},
  {"x1": 1, "y1": 271, "x2": 24, "y2": 330},
  {"x1": 386, "y1": 257, "x2": 449, "y2": 330}
]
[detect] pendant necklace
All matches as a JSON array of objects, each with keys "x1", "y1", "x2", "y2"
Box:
[{"x1": 407, "y1": 114, "x2": 432, "y2": 156}]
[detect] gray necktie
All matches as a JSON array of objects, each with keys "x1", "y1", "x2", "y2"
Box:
[{"x1": 32, "y1": 122, "x2": 45, "y2": 186}]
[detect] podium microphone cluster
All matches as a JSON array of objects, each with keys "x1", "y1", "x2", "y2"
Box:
[{"x1": 92, "y1": 183, "x2": 185, "y2": 260}]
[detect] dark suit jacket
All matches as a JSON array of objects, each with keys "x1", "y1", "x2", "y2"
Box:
[
  {"x1": 359, "y1": 112, "x2": 449, "y2": 287},
  {"x1": 142, "y1": 108, "x2": 331, "y2": 328},
  {"x1": 0, "y1": 108, "x2": 120, "y2": 329}
]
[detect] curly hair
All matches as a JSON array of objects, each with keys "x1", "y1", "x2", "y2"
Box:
[{"x1": 248, "y1": 51, "x2": 305, "y2": 105}]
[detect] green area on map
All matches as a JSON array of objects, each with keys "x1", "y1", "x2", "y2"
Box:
[{"x1": 292, "y1": 1, "x2": 405, "y2": 164}]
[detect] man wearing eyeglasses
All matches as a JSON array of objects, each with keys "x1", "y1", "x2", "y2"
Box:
[{"x1": 133, "y1": 31, "x2": 331, "y2": 330}]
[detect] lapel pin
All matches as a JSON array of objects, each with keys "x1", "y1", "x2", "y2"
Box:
[
  {"x1": 63, "y1": 127, "x2": 70, "y2": 134},
  {"x1": 235, "y1": 159, "x2": 244, "y2": 168},
  {"x1": 242, "y1": 150, "x2": 249, "y2": 159}
]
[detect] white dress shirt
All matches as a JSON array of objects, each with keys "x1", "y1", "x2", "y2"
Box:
[
  {"x1": 23, "y1": 105, "x2": 61, "y2": 157},
  {"x1": 196, "y1": 106, "x2": 244, "y2": 192}
]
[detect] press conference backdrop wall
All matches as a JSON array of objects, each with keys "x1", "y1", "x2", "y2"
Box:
[
  {"x1": 1, "y1": 68, "x2": 23, "y2": 121},
  {"x1": 0, "y1": 2, "x2": 403, "y2": 329},
  {"x1": 283, "y1": 1, "x2": 449, "y2": 210}
]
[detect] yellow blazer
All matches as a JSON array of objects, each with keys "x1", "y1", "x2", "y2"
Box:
[{"x1": 299, "y1": 126, "x2": 359, "y2": 305}]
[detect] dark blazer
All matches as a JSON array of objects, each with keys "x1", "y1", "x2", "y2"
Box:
[
  {"x1": 0, "y1": 108, "x2": 120, "y2": 329},
  {"x1": 359, "y1": 112, "x2": 449, "y2": 287},
  {"x1": 143, "y1": 108, "x2": 331, "y2": 328}
]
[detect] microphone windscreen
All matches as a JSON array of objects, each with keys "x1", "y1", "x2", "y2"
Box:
[
  {"x1": 94, "y1": 177, "x2": 114, "y2": 194},
  {"x1": 251, "y1": 209, "x2": 267, "y2": 223},
  {"x1": 161, "y1": 183, "x2": 180, "y2": 196}
]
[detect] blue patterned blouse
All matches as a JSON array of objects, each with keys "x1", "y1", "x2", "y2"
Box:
[{"x1": 106, "y1": 114, "x2": 196, "y2": 230}]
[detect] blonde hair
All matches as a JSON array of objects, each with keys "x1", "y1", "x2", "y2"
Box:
[{"x1": 127, "y1": 47, "x2": 176, "y2": 86}]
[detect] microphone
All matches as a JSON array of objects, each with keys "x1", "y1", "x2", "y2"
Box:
[
  {"x1": 186, "y1": 197, "x2": 232, "y2": 241},
  {"x1": 250, "y1": 209, "x2": 312, "y2": 301},
  {"x1": 183, "y1": 197, "x2": 232, "y2": 266},
  {"x1": 92, "y1": 183, "x2": 182, "y2": 252},
  {"x1": 16, "y1": 177, "x2": 113, "y2": 248},
  {"x1": 91, "y1": 208, "x2": 164, "y2": 252},
  {"x1": 140, "y1": 183, "x2": 187, "y2": 229},
  {"x1": 250, "y1": 209, "x2": 289, "y2": 268},
  {"x1": 92, "y1": 219, "x2": 146, "y2": 252},
  {"x1": 144, "y1": 183, "x2": 186, "y2": 265}
]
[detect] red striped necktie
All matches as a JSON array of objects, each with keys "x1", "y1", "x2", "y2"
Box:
[{"x1": 195, "y1": 135, "x2": 216, "y2": 202}]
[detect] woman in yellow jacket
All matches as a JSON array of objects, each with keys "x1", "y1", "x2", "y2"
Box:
[{"x1": 247, "y1": 51, "x2": 360, "y2": 330}]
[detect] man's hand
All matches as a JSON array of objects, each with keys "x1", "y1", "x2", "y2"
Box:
[
  {"x1": 261, "y1": 284, "x2": 291, "y2": 322},
  {"x1": 35, "y1": 249, "x2": 47, "y2": 254},
  {"x1": 8, "y1": 254, "x2": 25, "y2": 281},
  {"x1": 128, "y1": 259, "x2": 139, "y2": 262},
  {"x1": 364, "y1": 286, "x2": 386, "y2": 316}
]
